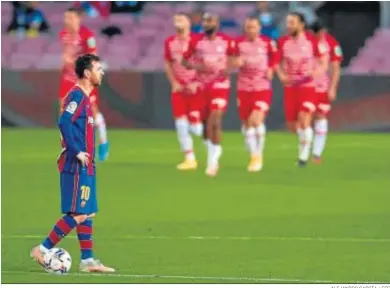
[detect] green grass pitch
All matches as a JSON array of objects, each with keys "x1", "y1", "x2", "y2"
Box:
[{"x1": 2, "y1": 129, "x2": 390, "y2": 284}]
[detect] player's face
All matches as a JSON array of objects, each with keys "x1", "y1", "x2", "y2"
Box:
[
  {"x1": 64, "y1": 11, "x2": 81, "y2": 32},
  {"x1": 286, "y1": 15, "x2": 303, "y2": 37},
  {"x1": 245, "y1": 19, "x2": 261, "y2": 39},
  {"x1": 202, "y1": 17, "x2": 219, "y2": 36},
  {"x1": 88, "y1": 61, "x2": 104, "y2": 87},
  {"x1": 173, "y1": 14, "x2": 190, "y2": 33}
]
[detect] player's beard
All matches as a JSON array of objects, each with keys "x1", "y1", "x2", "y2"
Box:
[
  {"x1": 291, "y1": 29, "x2": 299, "y2": 37},
  {"x1": 204, "y1": 27, "x2": 217, "y2": 36},
  {"x1": 175, "y1": 26, "x2": 185, "y2": 34}
]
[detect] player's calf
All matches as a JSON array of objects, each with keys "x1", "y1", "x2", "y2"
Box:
[
  {"x1": 246, "y1": 110, "x2": 266, "y2": 172},
  {"x1": 205, "y1": 111, "x2": 223, "y2": 176},
  {"x1": 297, "y1": 110, "x2": 314, "y2": 166},
  {"x1": 312, "y1": 114, "x2": 328, "y2": 163},
  {"x1": 175, "y1": 117, "x2": 197, "y2": 170}
]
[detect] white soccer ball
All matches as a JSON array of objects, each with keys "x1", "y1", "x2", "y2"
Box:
[{"x1": 43, "y1": 248, "x2": 72, "y2": 275}]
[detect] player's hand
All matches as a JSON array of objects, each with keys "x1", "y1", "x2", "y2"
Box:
[
  {"x1": 235, "y1": 57, "x2": 244, "y2": 68},
  {"x1": 278, "y1": 73, "x2": 291, "y2": 85},
  {"x1": 172, "y1": 81, "x2": 182, "y2": 93},
  {"x1": 266, "y1": 69, "x2": 274, "y2": 81},
  {"x1": 77, "y1": 152, "x2": 90, "y2": 166},
  {"x1": 328, "y1": 87, "x2": 337, "y2": 102},
  {"x1": 187, "y1": 82, "x2": 200, "y2": 94}
]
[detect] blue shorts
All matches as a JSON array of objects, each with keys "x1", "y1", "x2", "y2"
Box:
[{"x1": 60, "y1": 169, "x2": 98, "y2": 215}]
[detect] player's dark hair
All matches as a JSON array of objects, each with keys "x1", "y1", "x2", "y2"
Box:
[
  {"x1": 66, "y1": 7, "x2": 82, "y2": 15},
  {"x1": 75, "y1": 54, "x2": 101, "y2": 79},
  {"x1": 246, "y1": 16, "x2": 261, "y2": 24},
  {"x1": 310, "y1": 21, "x2": 326, "y2": 33},
  {"x1": 289, "y1": 11, "x2": 306, "y2": 27}
]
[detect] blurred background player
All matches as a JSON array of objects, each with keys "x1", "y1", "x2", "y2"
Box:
[
  {"x1": 310, "y1": 21, "x2": 343, "y2": 164},
  {"x1": 182, "y1": 13, "x2": 236, "y2": 177},
  {"x1": 164, "y1": 13, "x2": 203, "y2": 171},
  {"x1": 31, "y1": 54, "x2": 114, "y2": 273},
  {"x1": 235, "y1": 17, "x2": 277, "y2": 172},
  {"x1": 275, "y1": 12, "x2": 327, "y2": 167},
  {"x1": 59, "y1": 7, "x2": 109, "y2": 161}
]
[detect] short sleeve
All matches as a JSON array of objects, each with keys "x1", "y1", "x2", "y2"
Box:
[
  {"x1": 330, "y1": 40, "x2": 343, "y2": 63},
  {"x1": 62, "y1": 90, "x2": 85, "y2": 122},
  {"x1": 183, "y1": 36, "x2": 196, "y2": 60},
  {"x1": 164, "y1": 38, "x2": 173, "y2": 61}
]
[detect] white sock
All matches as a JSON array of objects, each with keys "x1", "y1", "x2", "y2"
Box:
[
  {"x1": 255, "y1": 123, "x2": 266, "y2": 156},
  {"x1": 312, "y1": 119, "x2": 328, "y2": 157},
  {"x1": 39, "y1": 244, "x2": 49, "y2": 254},
  {"x1": 95, "y1": 113, "x2": 108, "y2": 144},
  {"x1": 297, "y1": 128, "x2": 304, "y2": 154},
  {"x1": 208, "y1": 143, "x2": 222, "y2": 166},
  {"x1": 299, "y1": 127, "x2": 314, "y2": 162},
  {"x1": 81, "y1": 258, "x2": 94, "y2": 264},
  {"x1": 190, "y1": 123, "x2": 203, "y2": 137},
  {"x1": 175, "y1": 118, "x2": 195, "y2": 161},
  {"x1": 245, "y1": 127, "x2": 257, "y2": 156}
]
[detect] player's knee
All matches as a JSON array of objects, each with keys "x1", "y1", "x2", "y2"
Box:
[
  {"x1": 69, "y1": 213, "x2": 88, "y2": 224},
  {"x1": 190, "y1": 123, "x2": 203, "y2": 136}
]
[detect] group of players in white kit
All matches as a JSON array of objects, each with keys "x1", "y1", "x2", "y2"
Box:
[{"x1": 164, "y1": 11, "x2": 342, "y2": 177}]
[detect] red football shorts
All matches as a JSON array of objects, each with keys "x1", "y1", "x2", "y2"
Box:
[
  {"x1": 283, "y1": 86, "x2": 317, "y2": 123},
  {"x1": 237, "y1": 90, "x2": 272, "y2": 121},
  {"x1": 316, "y1": 92, "x2": 331, "y2": 116},
  {"x1": 198, "y1": 85, "x2": 230, "y2": 119},
  {"x1": 171, "y1": 91, "x2": 204, "y2": 123},
  {"x1": 59, "y1": 78, "x2": 99, "y2": 106}
]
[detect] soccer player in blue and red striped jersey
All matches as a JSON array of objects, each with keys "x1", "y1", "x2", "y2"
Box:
[{"x1": 30, "y1": 54, "x2": 115, "y2": 273}]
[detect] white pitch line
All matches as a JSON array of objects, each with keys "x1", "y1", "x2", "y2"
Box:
[
  {"x1": 0, "y1": 270, "x2": 333, "y2": 283},
  {"x1": 3, "y1": 234, "x2": 390, "y2": 243}
]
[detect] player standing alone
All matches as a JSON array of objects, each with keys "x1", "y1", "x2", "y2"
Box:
[
  {"x1": 235, "y1": 17, "x2": 277, "y2": 172},
  {"x1": 310, "y1": 22, "x2": 343, "y2": 163},
  {"x1": 59, "y1": 7, "x2": 109, "y2": 161},
  {"x1": 164, "y1": 13, "x2": 203, "y2": 170},
  {"x1": 182, "y1": 13, "x2": 236, "y2": 177},
  {"x1": 275, "y1": 12, "x2": 327, "y2": 167},
  {"x1": 31, "y1": 54, "x2": 114, "y2": 273}
]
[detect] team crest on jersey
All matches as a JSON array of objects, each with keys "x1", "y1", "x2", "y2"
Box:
[
  {"x1": 87, "y1": 37, "x2": 96, "y2": 48},
  {"x1": 334, "y1": 46, "x2": 342, "y2": 56},
  {"x1": 66, "y1": 101, "x2": 77, "y2": 114},
  {"x1": 88, "y1": 116, "x2": 94, "y2": 124}
]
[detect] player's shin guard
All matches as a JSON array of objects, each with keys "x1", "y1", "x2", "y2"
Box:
[
  {"x1": 255, "y1": 123, "x2": 266, "y2": 156},
  {"x1": 208, "y1": 143, "x2": 222, "y2": 167},
  {"x1": 95, "y1": 113, "x2": 108, "y2": 144},
  {"x1": 175, "y1": 118, "x2": 195, "y2": 160},
  {"x1": 41, "y1": 214, "x2": 77, "y2": 250},
  {"x1": 312, "y1": 119, "x2": 328, "y2": 157},
  {"x1": 299, "y1": 127, "x2": 314, "y2": 162},
  {"x1": 189, "y1": 122, "x2": 203, "y2": 137},
  {"x1": 245, "y1": 127, "x2": 257, "y2": 156},
  {"x1": 76, "y1": 219, "x2": 94, "y2": 260}
]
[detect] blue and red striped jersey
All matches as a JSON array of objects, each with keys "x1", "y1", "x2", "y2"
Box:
[{"x1": 57, "y1": 86, "x2": 95, "y2": 175}]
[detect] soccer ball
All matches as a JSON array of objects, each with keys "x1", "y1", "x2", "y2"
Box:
[{"x1": 43, "y1": 248, "x2": 72, "y2": 275}]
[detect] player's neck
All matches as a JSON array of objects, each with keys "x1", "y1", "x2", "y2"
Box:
[
  {"x1": 246, "y1": 35, "x2": 257, "y2": 42},
  {"x1": 177, "y1": 31, "x2": 190, "y2": 39},
  {"x1": 75, "y1": 80, "x2": 93, "y2": 97},
  {"x1": 206, "y1": 32, "x2": 218, "y2": 40},
  {"x1": 292, "y1": 31, "x2": 304, "y2": 39}
]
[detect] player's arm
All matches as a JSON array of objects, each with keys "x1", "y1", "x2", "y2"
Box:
[
  {"x1": 181, "y1": 38, "x2": 208, "y2": 72},
  {"x1": 164, "y1": 39, "x2": 181, "y2": 91},
  {"x1": 274, "y1": 39, "x2": 289, "y2": 84},
  {"x1": 58, "y1": 92, "x2": 84, "y2": 157},
  {"x1": 267, "y1": 39, "x2": 278, "y2": 80},
  {"x1": 223, "y1": 38, "x2": 238, "y2": 76},
  {"x1": 328, "y1": 42, "x2": 343, "y2": 101}
]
